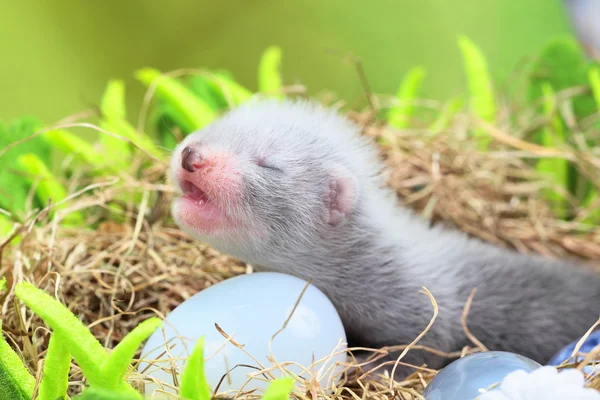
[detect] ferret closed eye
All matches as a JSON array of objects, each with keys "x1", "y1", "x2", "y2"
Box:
[{"x1": 256, "y1": 157, "x2": 282, "y2": 172}]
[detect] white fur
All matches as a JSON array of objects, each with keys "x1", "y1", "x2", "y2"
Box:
[{"x1": 170, "y1": 98, "x2": 600, "y2": 379}]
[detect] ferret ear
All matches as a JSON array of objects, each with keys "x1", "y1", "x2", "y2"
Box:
[{"x1": 325, "y1": 166, "x2": 357, "y2": 226}]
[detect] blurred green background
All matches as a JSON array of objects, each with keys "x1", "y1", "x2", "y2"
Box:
[{"x1": 0, "y1": 0, "x2": 573, "y2": 125}]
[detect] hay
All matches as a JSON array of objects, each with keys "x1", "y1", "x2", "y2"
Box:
[{"x1": 1, "y1": 88, "x2": 600, "y2": 398}]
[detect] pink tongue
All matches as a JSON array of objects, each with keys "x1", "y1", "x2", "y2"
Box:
[{"x1": 188, "y1": 183, "x2": 203, "y2": 199}]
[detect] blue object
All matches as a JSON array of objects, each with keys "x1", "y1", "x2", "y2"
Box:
[
  {"x1": 563, "y1": 0, "x2": 600, "y2": 58},
  {"x1": 422, "y1": 351, "x2": 541, "y2": 400},
  {"x1": 547, "y1": 330, "x2": 600, "y2": 375}
]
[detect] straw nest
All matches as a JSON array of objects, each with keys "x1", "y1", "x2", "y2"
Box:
[{"x1": 1, "y1": 88, "x2": 600, "y2": 399}]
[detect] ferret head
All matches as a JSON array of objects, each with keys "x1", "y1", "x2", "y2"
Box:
[{"x1": 169, "y1": 99, "x2": 384, "y2": 263}]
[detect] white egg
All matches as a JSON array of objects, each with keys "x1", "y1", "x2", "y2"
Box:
[{"x1": 137, "y1": 272, "x2": 348, "y2": 397}]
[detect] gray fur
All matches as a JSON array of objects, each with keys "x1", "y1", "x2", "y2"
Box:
[{"x1": 169, "y1": 98, "x2": 600, "y2": 378}]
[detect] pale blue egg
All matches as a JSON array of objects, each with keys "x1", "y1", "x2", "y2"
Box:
[
  {"x1": 422, "y1": 351, "x2": 542, "y2": 400},
  {"x1": 137, "y1": 272, "x2": 347, "y2": 397}
]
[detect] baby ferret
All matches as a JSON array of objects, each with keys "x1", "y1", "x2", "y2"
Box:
[{"x1": 168, "y1": 99, "x2": 600, "y2": 378}]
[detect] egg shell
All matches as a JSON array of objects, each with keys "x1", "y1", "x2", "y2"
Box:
[
  {"x1": 422, "y1": 351, "x2": 542, "y2": 400},
  {"x1": 138, "y1": 271, "x2": 348, "y2": 396}
]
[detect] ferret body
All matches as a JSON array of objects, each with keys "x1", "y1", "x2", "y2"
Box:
[{"x1": 169, "y1": 99, "x2": 600, "y2": 378}]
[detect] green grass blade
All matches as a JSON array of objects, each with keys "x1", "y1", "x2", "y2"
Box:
[
  {"x1": 535, "y1": 82, "x2": 569, "y2": 219},
  {"x1": 458, "y1": 35, "x2": 496, "y2": 121},
  {"x1": 99, "y1": 120, "x2": 131, "y2": 169},
  {"x1": 583, "y1": 191, "x2": 600, "y2": 225},
  {"x1": 14, "y1": 281, "x2": 108, "y2": 379},
  {"x1": 583, "y1": 68, "x2": 600, "y2": 224},
  {"x1": 261, "y1": 377, "x2": 295, "y2": 400},
  {"x1": 429, "y1": 97, "x2": 464, "y2": 134},
  {"x1": 135, "y1": 68, "x2": 216, "y2": 132},
  {"x1": 179, "y1": 336, "x2": 211, "y2": 400},
  {"x1": 0, "y1": 324, "x2": 36, "y2": 400},
  {"x1": 0, "y1": 118, "x2": 50, "y2": 215},
  {"x1": 103, "y1": 119, "x2": 164, "y2": 160},
  {"x1": 72, "y1": 386, "x2": 142, "y2": 400},
  {"x1": 210, "y1": 73, "x2": 253, "y2": 104},
  {"x1": 100, "y1": 80, "x2": 132, "y2": 168},
  {"x1": 0, "y1": 117, "x2": 49, "y2": 163},
  {"x1": 16, "y1": 153, "x2": 84, "y2": 225},
  {"x1": 42, "y1": 129, "x2": 105, "y2": 168},
  {"x1": 17, "y1": 153, "x2": 66, "y2": 206},
  {"x1": 37, "y1": 333, "x2": 71, "y2": 400},
  {"x1": 258, "y1": 46, "x2": 283, "y2": 98},
  {"x1": 458, "y1": 35, "x2": 496, "y2": 149},
  {"x1": 187, "y1": 75, "x2": 228, "y2": 111},
  {"x1": 388, "y1": 66, "x2": 426, "y2": 129},
  {"x1": 590, "y1": 67, "x2": 600, "y2": 110},
  {"x1": 99, "y1": 318, "x2": 162, "y2": 389},
  {"x1": 14, "y1": 282, "x2": 143, "y2": 397},
  {"x1": 101, "y1": 79, "x2": 127, "y2": 120},
  {"x1": 528, "y1": 36, "x2": 595, "y2": 122},
  {"x1": 201, "y1": 72, "x2": 253, "y2": 106},
  {"x1": 0, "y1": 215, "x2": 13, "y2": 238}
]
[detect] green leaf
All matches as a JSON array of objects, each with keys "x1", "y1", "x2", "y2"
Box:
[
  {"x1": 151, "y1": 99, "x2": 191, "y2": 147},
  {"x1": 583, "y1": 67, "x2": 600, "y2": 224},
  {"x1": 583, "y1": 191, "x2": 600, "y2": 225},
  {"x1": 388, "y1": 66, "x2": 426, "y2": 129},
  {"x1": 187, "y1": 75, "x2": 229, "y2": 111},
  {"x1": 160, "y1": 129, "x2": 179, "y2": 150},
  {"x1": 189, "y1": 72, "x2": 253, "y2": 109},
  {"x1": 100, "y1": 80, "x2": 132, "y2": 168},
  {"x1": 203, "y1": 72, "x2": 253, "y2": 105},
  {"x1": 37, "y1": 333, "x2": 71, "y2": 400},
  {"x1": 135, "y1": 68, "x2": 216, "y2": 132},
  {"x1": 101, "y1": 79, "x2": 127, "y2": 120},
  {"x1": 0, "y1": 117, "x2": 50, "y2": 215},
  {"x1": 0, "y1": 216, "x2": 20, "y2": 245},
  {"x1": 14, "y1": 281, "x2": 108, "y2": 377},
  {"x1": 98, "y1": 78, "x2": 163, "y2": 163},
  {"x1": 41, "y1": 129, "x2": 105, "y2": 168},
  {"x1": 528, "y1": 36, "x2": 596, "y2": 121},
  {"x1": 16, "y1": 153, "x2": 84, "y2": 225},
  {"x1": 535, "y1": 83, "x2": 569, "y2": 219},
  {"x1": 590, "y1": 67, "x2": 600, "y2": 111},
  {"x1": 16, "y1": 153, "x2": 66, "y2": 206},
  {"x1": 101, "y1": 119, "x2": 164, "y2": 160},
  {"x1": 14, "y1": 281, "x2": 142, "y2": 398},
  {"x1": 73, "y1": 386, "x2": 142, "y2": 400},
  {"x1": 0, "y1": 277, "x2": 6, "y2": 291},
  {"x1": 261, "y1": 377, "x2": 295, "y2": 400},
  {"x1": 458, "y1": 35, "x2": 496, "y2": 122},
  {"x1": 150, "y1": 70, "x2": 251, "y2": 147},
  {"x1": 179, "y1": 336, "x2": 211, "y2": 400},
  {"x1": 458, "y1": 35, "x2": 496, "y2": 150},
  {"x1": 0, "y1": 117, "x2": 50, "y2": 166},
  {"x1": 258, "y1": 46, "x2": 283, "y2": 98},
  {"x1": 99, "y1": 318, "x2": 162, "y2": 389},
  {"x1": 528, "y1": 36, "x2": 596, "y2": 199},
  {"x1": 0, "y1": 215, "x2": 13, "y2": 239},
  {"x1": 0, "y1": 325, "x2": 36, "y2": 400}
]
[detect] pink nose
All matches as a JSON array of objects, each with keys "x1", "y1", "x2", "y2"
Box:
[{"x1": 181, "y1": 146, "x2": 205, "y2": 172}]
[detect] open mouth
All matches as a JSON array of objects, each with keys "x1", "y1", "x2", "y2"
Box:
[
  {"x1": 180, "y1": 179, "x2": 211, "y2": 206},
  {"x1": 174, "y1": 178, "x2": 227, "y2": 230}
]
